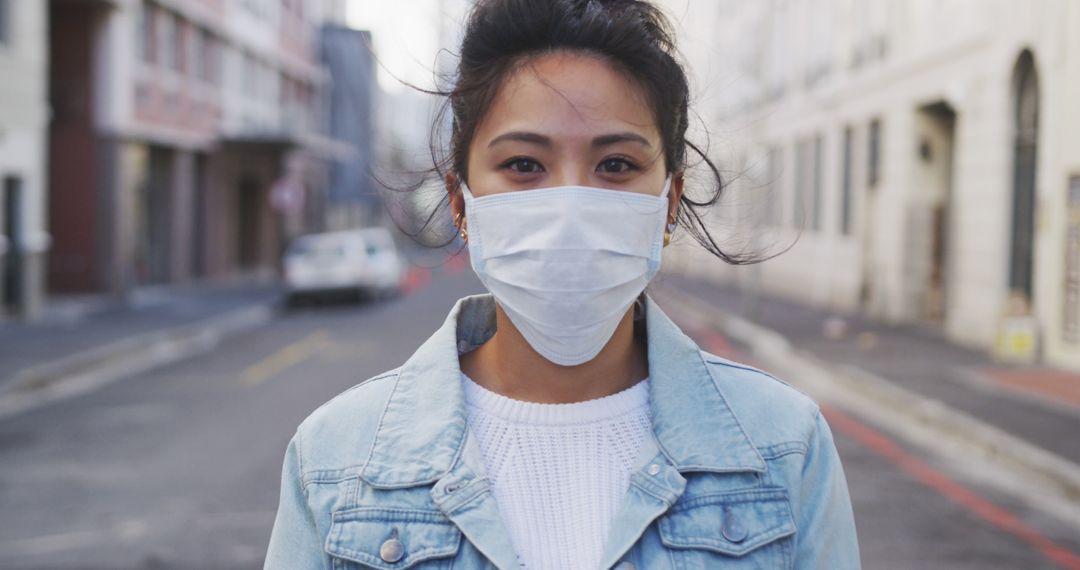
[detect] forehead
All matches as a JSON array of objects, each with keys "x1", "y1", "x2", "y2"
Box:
[{"x1": 474, "y1": 51, "x2": 660, "y2": 144}]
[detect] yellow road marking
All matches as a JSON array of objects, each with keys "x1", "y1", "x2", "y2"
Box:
[
  {"x1": 241, "y1": 330, "x2": 333, "y2": 387},
  {"x1": 320, "y1": 339, "x2": 379, "y2": 361}
]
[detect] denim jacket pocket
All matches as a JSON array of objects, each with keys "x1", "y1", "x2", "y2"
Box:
[
  {"x1": 325, "y1": 507, "x2": 462, "y2": 570},
  {"x1": 658, "y1": 487, "x2": 796, "y2": 569}
]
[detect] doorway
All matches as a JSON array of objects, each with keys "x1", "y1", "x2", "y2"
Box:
[
  {"x1": 1009, "y1": 50, "x2": 1039, "y2": 308},
  {"x1": 134, "y1": 148, "x2": 173, "y2": 285},
  {"x1": 2, "y1": 176, "x2": 23, "y2": 316},
  {"x1": 237, "y1": 177, "x2": 261, "y2": 270},
  {"x1": 915, "y1": 102, "x2": 957, "y2": 322},
  {"x1": 191, "y1": 154, "x2": 208, "y2": 278}
]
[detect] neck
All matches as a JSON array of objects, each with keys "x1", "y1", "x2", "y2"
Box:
[{"x1": 460, "y1": 302, "x2": 649, "y2": 404}]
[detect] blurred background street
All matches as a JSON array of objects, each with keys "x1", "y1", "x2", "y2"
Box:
[{"x1": 2, "y1": 0, "x2": 1080, "y2": 568}]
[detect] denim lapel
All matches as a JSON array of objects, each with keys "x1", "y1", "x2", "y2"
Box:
[
  {"x1": 597, "y1": 295, "x2": 767, "y2": 568},
  {"x1": 359, "y1": 294, "x2": 495, "y2": 487},
  {"x1": 642, "y1": 294, "x2": 767, "y2": 474},
  {"x1": 359, "y1": 294, "x2": 520, "y2": 569}
]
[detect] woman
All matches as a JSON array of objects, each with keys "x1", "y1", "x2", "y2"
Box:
[{"x1": 265, "y1": 0, "x2": 860, "y2": 568}]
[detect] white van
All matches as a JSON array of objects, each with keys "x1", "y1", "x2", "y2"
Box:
[{"x1": 282, "y1": 227, "x2": 406, "y2": 304}]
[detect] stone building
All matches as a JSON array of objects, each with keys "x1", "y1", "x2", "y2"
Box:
[
  {"x1": 46, "y1": 0, "x2": 352, "y2": 296},
  {"x1": 665, "y1": 0, "x2": 1080, "y2": 369}
]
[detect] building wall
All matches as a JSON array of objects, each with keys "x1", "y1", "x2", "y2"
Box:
[
  {"x1": 663, "y1": 0, "x2": 1080, "y2": 369},
  {"x1": 48, "y1": 2, "x2": 109, "y2": 293},
  {"x1": 44, "y1": 0, "x2": 343, "y2": 298},
  {"x1": 320, "y1": 26, "x2": 377, "y2": 229},
  {"x1": 0, "y1": 0, "x2": 50, "y2": 318}
]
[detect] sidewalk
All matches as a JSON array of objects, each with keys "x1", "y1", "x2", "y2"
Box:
[
  {"x1": 0, "y1": 281, "x2": 282, "y2": 417},
  {"x1": 656, "y1": 272, "x2": 1080, "y2": 466}
]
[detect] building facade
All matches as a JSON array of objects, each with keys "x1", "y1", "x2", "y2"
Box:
[
  {"x1": 47, "y1": 0, "x2": 352, "y2": 297},
  {"x1": 319, "y1": 25, "x2": 378, "y2": 230},
  {"x1": 665, "y1": 0, "x2": 1080, "y2": 370},
  {"x1": 0, "y1": 0, "x2": 49, "y2": 321}
]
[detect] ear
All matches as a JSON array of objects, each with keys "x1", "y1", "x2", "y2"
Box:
[
  {"x1": 668, "y1": 172, "x2": 685, "y2": 223},
  {"x1": 446, "y1": 172, "x2": 464, "y2": 223}
]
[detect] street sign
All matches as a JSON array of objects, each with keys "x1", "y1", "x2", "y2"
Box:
[
  {"x1": 994, "y1": 292, "x2": 1039, "y2": 363},
  {"x1": 270, "y1": 176, "x2": 305, "y2": 214}
]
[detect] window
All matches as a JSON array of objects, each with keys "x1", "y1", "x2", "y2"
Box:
[
  {"x1": 217, "y1": 43, "x2": 232, "y2": 92},
  {"x1": 137, "y1": 2, "x2": 154, "y2": 63},
  {"x1": 135, "y1": 4, "x2": 144, "y2": 61},
  {"x1": 160, "y1": 10, "x2": 179, "y2": 71},
  {"x1": 243, "y1": 52, "x2": 257, "y2": 97},
  {"x1": 175, "y1": 18, "x2": 187, "y2": 73},
  {"x1": 840, "y1": 127, "x2": 854, "y2": 235},
  {"x1": 0, "y1": 0, "x2": 12, "y2": 47},
  {"x1": 811, "y1": 135, "x2": 824, "y2": 232},
  {"x1": 269, "y1": 65, "x2": 278, "y2": 104},
  {"x1": 260, "y1": 62, "x2": 270, "y2": 101},
  {"x1": 793, "y1": 142, "x2": 805, "y2": 227},
  {"x1": 280, "y1": 73, "x2": 291, "y2": 106},
  {"x1": 792, "y1": 135, "x2": 824, "y2": 231},
  {"x1": 766, "y1": 2, "x2": 790, "y2": 99},
  {"x1": 190, "y1": 27, "x2": 202, "y2": 79},
  {"x1": 202, "y1": 31, "x2": 217, "y2": 83},
  {"x1": 764, "y1": 146, "x2": 783, "y2": 228},
  {"x1": 868, "y1": 118, "x2": 882, "y2": 187}
]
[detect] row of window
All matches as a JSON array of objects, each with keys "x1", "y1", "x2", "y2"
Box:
[
  {"x1": 135, "y1": 1, "x2": 315, "y2": 110},
  {"x1": 757, "y1": 1, "x2": 891, "y2": 102},
  {"x1": 137, "y1": 2, "x2": 219, "y2": 84},
  {"x1": 0, "y1": 0, "x2": 11, "y2": 47},
  {"x1": 242, "y1": 0, "x2": 310, "y2": 40},
  {"x1": 762, "y1": 118, "x2": 883, "y2": 237},
  {"x1": 240, "y1": 0, "x2": 300, "y2": 22}
]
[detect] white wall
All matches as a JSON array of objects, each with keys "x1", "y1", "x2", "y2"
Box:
[{"x1": 658, "y1": 0, "x2": 1080, "y2": 368}]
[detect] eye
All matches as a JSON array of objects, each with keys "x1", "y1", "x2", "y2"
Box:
[
  {"x1": 597, "y1": 157, "x2": 639, "y2": 174},
  {"x1": 501, "y1": 157, "x2": 545, "y2": 174}
]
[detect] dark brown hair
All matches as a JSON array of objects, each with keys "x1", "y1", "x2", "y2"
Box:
[{"x1": 399, "y1": 0, "x2": 766, "y2": 264}]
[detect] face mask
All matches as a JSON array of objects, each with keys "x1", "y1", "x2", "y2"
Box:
[{"x1": 461, "y1": 176, "x2": 671, "y2": 366}]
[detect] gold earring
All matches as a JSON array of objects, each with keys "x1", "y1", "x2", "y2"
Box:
[
  {"x1": 455, "y1": 213, "x2": 468, "y2": 241},
  {"x1": 663, "y1": 219, "x2": 676, "y2": 247}
]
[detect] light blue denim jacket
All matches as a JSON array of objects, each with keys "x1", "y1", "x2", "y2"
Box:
[{"x1": 265, "y1": 294, "x2": 860, "y2": 569}]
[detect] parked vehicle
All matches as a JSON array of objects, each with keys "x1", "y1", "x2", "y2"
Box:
[{"x1": 282, "y1": 228, "x2": 405, "y2": 305}]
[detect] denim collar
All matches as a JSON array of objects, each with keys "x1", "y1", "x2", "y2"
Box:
[{"x1": 359, "y1": 293, "x2": 766, "y2": 488}]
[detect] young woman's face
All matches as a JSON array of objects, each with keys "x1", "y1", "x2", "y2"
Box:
[{"x1": 464, "y1": 51, "x2": 670, "y2": 198}]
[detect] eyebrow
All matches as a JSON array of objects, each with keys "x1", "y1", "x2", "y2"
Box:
[{"x1": 487, "y1": 131, "x2": 653, "y2": 149}]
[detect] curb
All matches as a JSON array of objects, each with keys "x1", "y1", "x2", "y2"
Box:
[
  {"x1": 0, "y1": 304, "x2": 276, "y2": 421},
  {"x1": 653, "y1": 287, "x2": 1080, "y2": 531}
]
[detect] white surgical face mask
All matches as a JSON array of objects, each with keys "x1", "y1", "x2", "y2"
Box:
[{"x1": 461, "y1": 176, "x2": 671, "y2": 366}]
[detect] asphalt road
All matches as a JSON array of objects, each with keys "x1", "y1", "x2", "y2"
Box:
[{"x1": 0, "y1": 268, "x2": 1077, "y2": 569}]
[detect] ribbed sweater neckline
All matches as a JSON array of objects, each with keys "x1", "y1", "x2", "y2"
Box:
[{"x1": 461, "y1": 373, "x2": 650, "y2": 426}]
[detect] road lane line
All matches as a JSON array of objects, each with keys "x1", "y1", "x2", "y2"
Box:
[{"x1": 240, "y1": 330, "x2": 332, "y2": 387}]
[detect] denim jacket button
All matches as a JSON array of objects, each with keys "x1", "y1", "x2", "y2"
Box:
[
  {"x1": 721, "y1": 507, "x2": 749, "y2": 543},
  {"x1": 647, "y1": 463, "x2": 661, "y2": 476},
  {"x1": 380, "y1": 536, "x2": 405, "y2": 563}
]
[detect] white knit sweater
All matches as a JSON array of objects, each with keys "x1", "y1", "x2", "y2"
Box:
[{"x1": 462, "y1": 374, "x2": 653, "y2": 570}]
